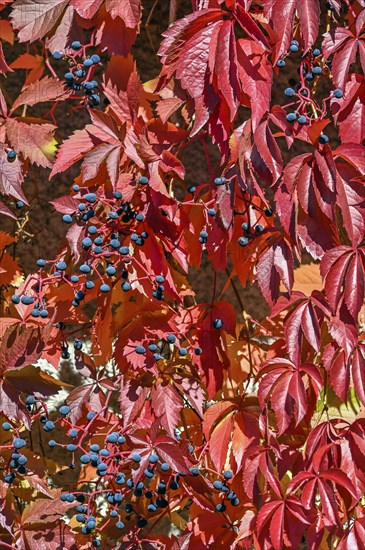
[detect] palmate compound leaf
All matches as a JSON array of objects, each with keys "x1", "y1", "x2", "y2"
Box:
[
  {"x1": 257, "y1": 358, "x2": 322, "y2": 435},
  {"x1": 323, "y1": 23, "x2": 365, "y2": 91},
  {"x1": 202, "y1": 398, "x2": 260, "y2": 472},
  {"x1": 271, "y1": 291, "x2": 330, "y2": 365},
  {"x1": 256, "y1": 496, "x2": 312, "y2": 550},
  {"x1": 276, "y1": 146, "x2": 346, "y2": 260},
  {"x1": 158, "y1": 8, "x2": 272, "y2": 144}
]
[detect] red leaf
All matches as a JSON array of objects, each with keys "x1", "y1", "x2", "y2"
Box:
[
  {"x1": 10, "y1": 0, "x2": 69, "y2": 43},
  {"x1": 105, "y1": 0, "x2": 141, "y2": 28},
  {"x1": 256, "y1": 237, "x2": 294, "y2": 306},
  {"x1": 236, "y1": 39, "x2": 272, "y2": 130},
  {"x1": 10, "y1": 76, "x2": 69, "y2": 114},
  {"x1": 0, "y1": 201, "x2": 16, "y2": 219},
  {"x1": 0, "y1": 147, "x2": 26, "y2": 202},
  {"x1": 5, "y1": 117, "x2": 57, "y2": 167},
  {"x1": 151, "y1": 382, "x2": 183, "y2": 437}
]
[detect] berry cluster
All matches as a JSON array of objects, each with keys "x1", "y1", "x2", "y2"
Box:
[
  {"x1": 10, "y1": 183, "x2": 158, "y2": 312},
  {"x1": 277, "y1": 43, "x2": 344, "y2": 144},
  {"x1": 52, "y1": 41, "x2": 102, "y2": 108}
]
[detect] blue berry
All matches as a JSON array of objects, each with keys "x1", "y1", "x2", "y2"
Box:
[
  {"x1": 90, "y1": 444, "x2": 100, "y2": 452},
  {"x1": 223, "y1": 470, "x2": 233, "y2": 480},
  {"x1": 97, "y1": 462, "x2": 107, "y2": 472},
  {"x1": 110, "y1": 239, "x2": 120, "y2": 248},
  {"x1": 333, "y1": 88, "x2": 343, "y2": 98},
  {"x1": 216, "y1": 503, "x2": 226, "y2": 512},
  {"x1": 148, "y1": 454, "x2": 159, "y2": 464},
  {"x1": 148, "y1": 343, "x2": 158, "y2": 352},
  {"x1": 59, "y1": 405, "x2": 70, "y2": 415},
  {"x1": 100, "y1": 284, "x2": 110, "y2": 293},
  {"x1": 67, "y1": 444, "x2": 77, "y2": 452},
  {"x1": 167, "y1": 334, "x2": 176, "y2": 344},
  {"x1": 56, "y1": 261, "x2": 67, "y2": 271},
  {"x1": 113, "y1": 191, "x2": 122, "y2": 199},
  {"x1": 118, "y1": 435, "x2": 126, "y2": 444},
  {"x1": 208, "y1": 208, "x2": 216, "y2": 216},
  {"x1": 31, "y1": 309, "x2": 40, "y2": 318},
  {"x1": 13, "y1": 438, "x2": 26, "y2": 449},
  {"x1": 179, "y1": 348, "x2": 187, "y2": 356},
  {"x1": 119, "y1": 246, "x2": 130, "y2": 255},
  {"x1": 121, "y1": 282, "x2": 131, "y2": 292},
  {"x1": 65, "y1": 72, "x2": 74, "y2": 80},
  {"x1": 82, "y1": 237, "x2": 92, "y2": 249},
  {"x1": 194, "y1": 347, "x2": 202, "y2": 355},
  {"x1": 312, "y1": 66, "x2": 322, "y2": 75},
  {"x1": 85, "y1": 193, "x2": 97, "y2": 203},
  {"x1": 161, "y1": 463, "x2": 170, "y2": 471},
  {"x1": 106, "y1": 432, "x2": 118, "y2": 443},
  {"x1": 80, "y1": 264, "x2": 91, "y2": 274},
  {"x1": 138, "y1": 176, "x2": 149, "y2": 184},
  {"x1": 313, "y1": 48, "x2": 321, "y2": 56},
  {"x1": 83, "y1": 58, "x2": 93, "y2": 67},
  {"x1": 2, "y1": 422, "x2": 11, "y2": 431},
  {"x1": 11, "y1": 295, "x2": 20, "y2": 304},
  {"x1": 214, "y1": 177, "x2": 225, "y2": 185},
  {"x1": 21, "y1": 295, "x2": 35, "y2": 305},
  {"x1": 100, "y1": 449, "x2": 110, "y2": 457},
  {"x1": 87, "y1": 411, "x2": 96, "y2": 421},
  {"x1": 286, "y1": 112, "x2": 297, "y2": 123},
  {"x1": 200, "y1": 230, "x2": 208, "y2": 239},
  {"x1": 37, "y1": 259, "x2": 46, "y2": 267},
  {"x1": 144, "y1": 468, "x2": 154, "y2": 478},
  {"x1": 71, "y1": 41, "x2": 81, "y2": 49},
  {"x1": 319, "y1": 134, "x2": 329, "y2": 144},
  {"x1": 135, "y1": 345, "x2": 146, "y2": 354},
  {"x1": 276, "y1": 59, "x2": 285, "y2": 67},
  {"x1": 238, "y1": 236, "x2": 248, "y2": 247},
  {"x1": 155, "y1": 275, "x2": 164, "y2": 284},
  {"x1": 213, "y1": 318, "x2": 223, "y2": 329},
  {"x1": 45, "y1": 421, "x2": 55, "y2": 430},
  {"x1": 289, "y1": 44, "x2": 299, "y2": 52},
  {"x1": 85, "y1": 280, "x2": 95, "y2": 289},
  {"x1": 26, "y1": 396, "x2": 36, "y2": 405},
  {"x1": 78, "y1": 203, "x2": 86, "y2": 211},
  {"x1": 255, "y1": 224, "x2": 264, "y2": 233},
  {"x1": 213, "y1": 480, "x2": 223, "y2": 490},
  {"x1": 48, "y1": 440, "x2": 56, "y2": 447},
  {"x1": 148, "y1": 504, "x2": 157, "y2": 512},
  {"x1": 116, "y1": 521, "x2": 125, "y2": 529},
  {"x1": 190, "y1": 467, "x2": 199, "y2": 476},
  {"x1": 298, "y1": 115, "x2": 307, "y2": 125},
  {"x1": 188, "y1": 185, "x2": 196, "y2": 193},
  {"x1": 5, "y1": 473, "x2": 15, "y2": 483},
  {"x1": 16, "y1": 201, "x2": 24, "y2": 208},
  {"x1": 69, "y1": 428, "x2": 78, "y2": 438},
  {"x1": 284, "y1": 87, "x2": 295, "y2": 97},
  {"x1": 80, "y1": 454, "x2": 90, "y2": 464},
  {"x1": 91, "y1": 54, "x2": 100, "y2": 64},
  {"x1": 131, "y1": 453, "x2": 141, "y2": 462},
  {"x1": 52, "y1": 51, "x2": 62, "y2": 59}
]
